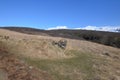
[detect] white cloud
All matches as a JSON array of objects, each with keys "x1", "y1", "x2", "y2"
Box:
[
  {"x1": 97, "y1": 26, "x2": 120, "y2": 32},
  {"x1": 47, "y1": 25, "x2": 120, "y2": 32},
  {"x1": 82, "y1": 26, "x2": 98, "y2": 30},
  {"x1": 75, "y1": 26, "x2": 120, "y2": 32},
  {"x1": 47, "y1": 26, "x2": 68, "y2": 30}
]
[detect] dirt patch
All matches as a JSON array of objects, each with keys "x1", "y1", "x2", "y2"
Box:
[{"x1": 0, "y1": 49, "x2": 52, "y2": 80}]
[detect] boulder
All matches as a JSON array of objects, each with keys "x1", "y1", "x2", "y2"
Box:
[
  {"x1": 58, "y1": 39, "x2": 67, "y2": 49},
  {"x1": 52, "y1": 39, "x2": 67, "y2": 49}
]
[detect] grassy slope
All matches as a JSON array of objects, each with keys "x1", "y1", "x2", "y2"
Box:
[
  {"x1": 24, "y1": 50, "x2": 94, "y2": 80},
  {"x1": 0, "y1": 29, "x2": 120, "y2": 80},
  {"x1": 1, "y1": 27, "x2": 120, "y2": 48}
]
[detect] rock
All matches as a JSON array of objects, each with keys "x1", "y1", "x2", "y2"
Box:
[
  {"x1": 58, "y1": 39, "x2": 67, "y2": 49},
  {"x1": 52, "y1": 39, "x2": 67, "y2": 49}
]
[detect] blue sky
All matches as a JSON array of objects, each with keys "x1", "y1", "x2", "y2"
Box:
[{"x1": 0, "y1": 0, "x2": 120, "y2": 31}]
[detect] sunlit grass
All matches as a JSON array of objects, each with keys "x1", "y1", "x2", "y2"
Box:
[{"x1": 23, "y1": 50, "x2": 95, "y2": 80}]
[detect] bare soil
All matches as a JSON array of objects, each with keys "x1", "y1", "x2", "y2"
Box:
[{"x1": 0, "y1": 48, "x2": 52, "y2": 80}]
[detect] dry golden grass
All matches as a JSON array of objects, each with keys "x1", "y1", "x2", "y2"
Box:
[
  {"x1": 0, "y1": 29, "x2": 120, "y2": 80},
  {"x1": 0, "y1": 29, "x2": 120, "y2": 59}
]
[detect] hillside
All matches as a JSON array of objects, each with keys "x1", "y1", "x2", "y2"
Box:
[
  {"x1": 1, "y1": 27, "x2": 120, "y2": 48},
  {"x1": 0, "y1": 47, "x2": 52, "y2": 80},
  {"x1": 0, "y1": 28, "x2": 120, "y2": 80}
]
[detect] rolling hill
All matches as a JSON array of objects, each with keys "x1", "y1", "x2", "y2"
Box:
[
  {"x1": 0, "y1": 27, "x2": 120, "y2": 80},
  {"x1": 1, "y1": 27, "x2": 120, "y2": 48}
]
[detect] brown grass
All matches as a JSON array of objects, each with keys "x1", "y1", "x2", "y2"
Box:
[{"x1": 0, "y1": 29, "x2": 120, "y2": 80}]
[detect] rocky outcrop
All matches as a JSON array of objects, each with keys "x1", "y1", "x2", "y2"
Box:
[{"x1": 52, "y1": 39, "x2": 67, "y2": 49}]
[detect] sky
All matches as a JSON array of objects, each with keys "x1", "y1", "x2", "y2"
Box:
[{"x1": 0, "y1": 0, "x2": 120, "y2": 31}]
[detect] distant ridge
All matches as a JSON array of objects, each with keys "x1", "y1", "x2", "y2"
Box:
[{"x1": 0, "y1": 26, "x2": 120, "y2": 48}]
